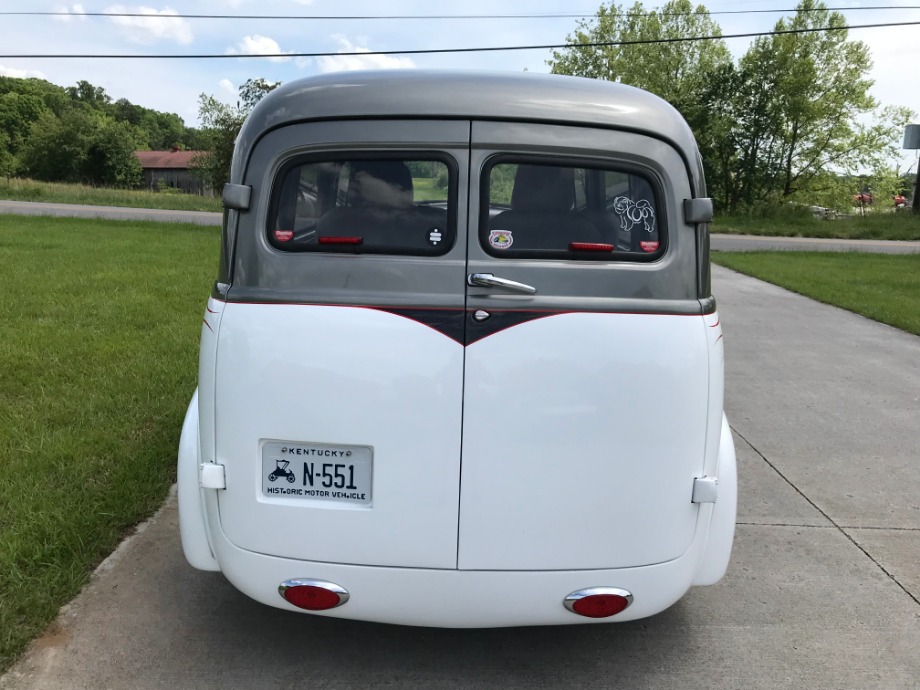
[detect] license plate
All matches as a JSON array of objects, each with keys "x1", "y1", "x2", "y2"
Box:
[{"x1": 261, "y1": 441, "x2": 372, "y2": 505}]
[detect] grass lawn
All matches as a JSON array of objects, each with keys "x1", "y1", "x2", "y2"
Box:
[
  {"x1": 714, "y1": 209, "x2": 920, "y2": 241},
  {"x1": 713, "y1": 251, "x2": 920, "y2": 336},
  {"x1": 412, "y1": 176, "x2": 448, "y2": 202},
  {"x1": 0, "y1": 215, "x2": 217, "y2": 671},
  {"x1": 0, "y1": 178, "x2": 222, "y2": 213}
]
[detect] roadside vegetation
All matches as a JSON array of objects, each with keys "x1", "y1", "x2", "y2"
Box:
[
  {"x1": 0, "y1": 215, "x2": 217, "y2": 672},
  {"x1": 713, "y1": 251, "x2": 920, "y2": 336},
  {"x1": 714, "y1": 207, "x2": 920, "y2": 241},
  {"x1": 0, "y1": 177, "x2": 221, "y2": 213}
]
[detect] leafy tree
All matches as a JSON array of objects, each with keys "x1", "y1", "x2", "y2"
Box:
[
  {"x1": 549, "y1": 1, "x2": 731, "y2": 116},
  {"x1": 84, "y1": 120, "x2": 143, "y2": 187},
  {"x1": 112, "y1": 98, "x2": 191, "y2": 150},
  {"x1": 0, "y1": 91, "x2": 47, "y2": 159},
  {"x1": 549, "y1": 0, "x2": 732, "y2": 206},
  {"x1": 19, "y1": 109, "x2": 96, "y2": 182},
  {"x1": 65, "y1": 80, "x2": 112, "y2": 111},
  {"x1": 723, "y1": 0, "x2": 910, "y2": 210},
  {"x1": 0, "y1": 76, "x2": 69, "y2": 116},
  {"x1": 193, "y1": 78, "x2": 279, "y2": 191},
  {"x1": 0, "y1": 131, "x2": 15, "y2": 181},
  {"x1": 20, "y1": 108, "x2": 142, "y2": 187}
]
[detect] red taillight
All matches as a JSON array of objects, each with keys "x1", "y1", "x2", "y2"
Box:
[
  {"x1": 569, "y1": 242, "x2": 614, "y2": 252},
  {"x1": 564, "y1": 588, "x2": 633, "y2": 618},
  {"x1": 279, "y1": 580, "x2": 349, "y2": 611},
  {"x1": 319, "y1": 236, "x2": 363, "y2": 245}
]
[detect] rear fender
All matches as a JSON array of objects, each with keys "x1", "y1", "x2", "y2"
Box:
[
  {"x1": 692, "y1": 413, "x2": 737, "y2": 586},
  {"x1": 178, "y1": 389, "x2": 220, "y2": 571}
]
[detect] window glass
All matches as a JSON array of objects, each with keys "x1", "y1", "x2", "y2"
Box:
[
  {"x1": 483, "y1": 161, "x2": 662, "y2": 259},
  {"x1": 269, "y1": 157, "x2": 454, "y2": 255}
]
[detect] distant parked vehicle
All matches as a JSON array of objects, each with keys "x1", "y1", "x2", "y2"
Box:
[
  {"x1": 853, "y1": 192, "x2": 873, "y2": 206},
  {"x1": 893, "y1": 194, "x2": 907, "y2": 209}
]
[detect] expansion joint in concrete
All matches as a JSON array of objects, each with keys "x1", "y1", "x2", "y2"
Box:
[{"x1": 731, "y1": 426, "x2": 920, "y2": 609}]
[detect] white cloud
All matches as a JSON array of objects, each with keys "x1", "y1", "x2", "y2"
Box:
[
  {"x1": 52, "y1": 4, "x2": 87, "y2": 22},
  {"x1": 104, "y1": 5, "x2": 194, "y2": 45},
  {"x1": 225, "y1": 35, "x2": 292, "y2": 62},
  {"x1": 0, "y1": 65, "x2": 48, "y2": 79},
  {"x1": 219, "y1": 78, "x2": 236, "y2": 97},
  {"x1": 317, "y1": 35, "x2": 415, "y2": 73}
]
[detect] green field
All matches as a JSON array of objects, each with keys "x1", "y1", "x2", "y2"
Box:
[
  {"x1": 713, "y1": 251, "x2": 920, "y2": 336},
  {"x1": 0, "y1": 178, "x2": 222, "y2": 213},
  {"x1": 0, "y1": 215, "x2": 218, "y2": 671}
]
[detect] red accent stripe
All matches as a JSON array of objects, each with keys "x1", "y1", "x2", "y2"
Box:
[
  {"x1": 202, "y1": 318, "x2": 214, "y2": 333},
  {"x1": 709, "y1": 318, "x2": 721, "y2": 328}
]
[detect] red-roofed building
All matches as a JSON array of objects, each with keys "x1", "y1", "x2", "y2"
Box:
[{"x1": 135, "y1": 148, "x2": 210, "y2": 195}]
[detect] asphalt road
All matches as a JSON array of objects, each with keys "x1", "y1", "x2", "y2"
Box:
[
  {"x1": 2, "y1": 199, "x2": 920, "y2": 253},
  {"x1": 2, "y1": 265, "x2": 918, "y2": 690},
  {"x1": 711, "y1": 233, "x2": 920, "y2": 254},
  {"x1": 0, "y1": 199, "x2": 221, "y2": 226}
]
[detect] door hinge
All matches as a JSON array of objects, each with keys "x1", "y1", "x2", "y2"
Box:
[
  {"x1": 692, "y1": 476, "x2": 718, "y2": 503},
  {"x1": 200, "y1": 463, "x2": 226, "y2": 490}
]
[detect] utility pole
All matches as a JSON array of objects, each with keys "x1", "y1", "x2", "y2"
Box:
[
  {"x1": 904, "y1": 125, "x2": 920, "y2": 214},
  {"x1": 914, "y1": 159, "x2": 920, "y2": 214}
]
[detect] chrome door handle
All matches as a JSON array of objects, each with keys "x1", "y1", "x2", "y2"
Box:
[{"x1": 466, "y1": 273, "x2": 537, "y2": 295}]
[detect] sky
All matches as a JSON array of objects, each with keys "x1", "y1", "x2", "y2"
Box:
[{"x1": 0, "y1": 0, "x2": 918, "y2": 171}]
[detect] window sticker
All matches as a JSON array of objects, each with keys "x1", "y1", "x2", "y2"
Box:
[
  {"x1": 489, "y1": 230, "x2": 513, "y2": 249},
  {"x1": 274, "y1": 229, "x2": 294, "y2": 242},
  {"x1": 611, "y1": 197, "x2": 656, "y2": 234},
  {"x1": 427, "y1": 228, "x2": 443, "y2": 247},
  {"x1": 640, "y1": 240, "x2": 660, "y2": 253}
]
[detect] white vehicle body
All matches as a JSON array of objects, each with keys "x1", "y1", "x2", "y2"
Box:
[{"x1": 178, "y1": 71, "x2": 736, "y2": 627}]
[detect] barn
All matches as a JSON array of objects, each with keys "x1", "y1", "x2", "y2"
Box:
[{"x1": 135, "y1": 148, "x2": 210, "y2": 195}]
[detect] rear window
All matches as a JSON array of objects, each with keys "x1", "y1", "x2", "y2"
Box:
[
  {"x1": 482, "y1": 160, "x2": 664, "y2": 260},
  {"x1": 268, "y1": 156, "x2": 456, "y2": 255}
]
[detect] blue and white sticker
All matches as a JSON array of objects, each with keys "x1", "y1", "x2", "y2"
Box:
[{"x1": 489, "y1": 230, "x2": 514, "y2": 249}]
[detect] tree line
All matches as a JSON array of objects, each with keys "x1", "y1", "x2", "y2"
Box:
[
  {"x1": 549, "y1": 0, "x2": 915, "y2": 212},
  {"x1": 2, "y1": 0, "x2": 914, "y2": 210},
  {"x1": 0, "y1": 76, "x2": 202, "y2": 187}
]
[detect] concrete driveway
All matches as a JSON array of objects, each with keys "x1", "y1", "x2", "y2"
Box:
[{"x1": 2, "y1": 266, "x2": 919, "y2": 690}]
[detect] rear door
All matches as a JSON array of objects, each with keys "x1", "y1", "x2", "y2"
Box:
[
  {"x1": 458, "y1": 121, "x2": 710, "y2": 570},
  {"x1": 215, "y1": 120, "x2": 470, "y2": 569}
]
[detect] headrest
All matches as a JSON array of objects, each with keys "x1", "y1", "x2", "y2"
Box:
[
  {"x1": 347, "y1": 160, "x2": 414, "y2": 208},
  {"x1": 510, "y1": 165, "x2": 575, "y2": 212}
]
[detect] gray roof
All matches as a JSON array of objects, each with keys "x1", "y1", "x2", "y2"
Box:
[{"x1": 233, "y1": 70, "x2": 699, "y2": 178}]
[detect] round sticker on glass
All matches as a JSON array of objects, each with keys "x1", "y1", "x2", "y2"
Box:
[
  {"x1": 274, "y1": 229, "x2": 294, "y2": 242},
  {"x1": 489, "y1": 230, "x2": 513, "y2": 250},
  {"x1": 640, "y1": 240, "x2": 659, "y2": 253}
]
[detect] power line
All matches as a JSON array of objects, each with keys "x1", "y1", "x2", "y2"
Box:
[
  {"x1": 2, "y1": 6, "x2": 920, "y2": 20},
  {"x1": 1, "y1": 19, "x2": 918, "y2": 59}
]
